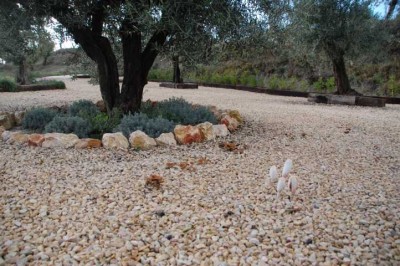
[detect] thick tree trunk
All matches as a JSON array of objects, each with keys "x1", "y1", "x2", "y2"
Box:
[
  {"x1": 70, "y1": 28, "x2": 120, "y2": 113},
  {"x1": 119, "y1": 22, "x2": 146, "y2": 113},
  {"x1": 332, "y1": 55, "x2": 352, "y2": 95},
  {"x1": 16, "y1": 57, "x2": 28, "y2": 85},
  {"x1": 172, "y1": 55, "x2": 182, "y2": 83},
  {"x1": 324, "y1": 42, "x2": 353, "y2": 95}
]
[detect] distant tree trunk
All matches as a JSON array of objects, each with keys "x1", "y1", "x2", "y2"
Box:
[
  {"x1": 172, "y1": 55, "x2": 182, "y2": 83},
  {"x1": 324, "y1": 42, "x2": 353, "y2": 95},
  {"x1": 16, "y1": 57, "x2": 28, "y2": 85},
  {"x1": 332, "y1": 55, "x2": 352, "y2": 95},
  {"x1": 42, "y1": 54, "x2": 50, "y2": 66}
]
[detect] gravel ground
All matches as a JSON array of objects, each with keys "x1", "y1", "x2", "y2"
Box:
[{"x1": 1, "y1": 77, "x2": 399, "y2": 265}]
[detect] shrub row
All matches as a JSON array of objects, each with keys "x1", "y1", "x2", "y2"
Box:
[{"x1": 21, "y1": 98, "x2": 218, "y2": 139}]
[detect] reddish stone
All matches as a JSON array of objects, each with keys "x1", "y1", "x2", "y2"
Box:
[
  {"x1": 174, "y1": 125, "x2": 204, "y2": 145},
  {"x1": 75, "y1": 138, "x2": 102, "y2": 149},
  {"x1": 220, "y1": 114, "x2": 239, "y2": 131},
  {"x1": 28, "y1": 134, "x2": 45, "y2": 147}
]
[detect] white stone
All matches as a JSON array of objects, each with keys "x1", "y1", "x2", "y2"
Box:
[
  {"x1": 102, "y1": 132, "x2": 129, "y2": 150},
  {"x1": 42, "y1": 133, "x2": 80, "y2": 148},
  {"x1": 213, "y1": 124, "x2": 229, "y2": 137},
  {"x1": 129, "y1": 130, "x2": 157, "y2": 150},
  {"x1": 155, "y1": 132, "x2": 177, "y2": 146}
]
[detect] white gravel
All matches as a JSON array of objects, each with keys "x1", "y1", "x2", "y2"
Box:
[{"x1": 0, "y1": 77, "x2": 399, "y2": 265}]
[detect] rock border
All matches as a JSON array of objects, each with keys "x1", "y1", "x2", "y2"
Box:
[
  {"x1": 308, "y1": 93, "x2": 386, "y2": 107},
  {"x1": 0, "y1": 108, "x2": 243, "y2": 151}
]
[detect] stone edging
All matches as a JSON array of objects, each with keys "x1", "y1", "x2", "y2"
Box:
[
  {"x1": 150, "y1": 80, "x2": 400, "y2": 105},
  {"x1": 0, "y1": 109, "x2": 243, "y2": 150}
]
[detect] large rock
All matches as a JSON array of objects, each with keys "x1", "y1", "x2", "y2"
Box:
[
  {"x1": 42, "y1": 133, "x2": 80, "y2": 148},
  {"x1": 14, "y1": 111, "x2": 25, "y2": 126},
  {"x1": 28, "y1": 134, "x2": 45, "y2": 147},
  {"x1": 228, "y1": 110, "x2": 243, "y2": 124},
  {"x1": 0, "y1": 112, "x2": 15, "y2": 130},
  {"x1": 174, "y1": 125, "x2": 204, "y2": 145},
  {"x1": 213, "y1": 124, "x2": 230, "y2": 137},
  {"x1": 6, "y1": 132, "x2": 29, "y2": 145},
  {"x1": 0, "y1": 126, "x2": 5, "y2": 137},
  {"x1": 196, "y1": 122, "x2": 215, "y2": 141},
  {"x1": 75, "y1": 138, "x2": 102, "y2": 149},
  {"x1": 155, "y1": 132, "x2": 177, "y2": 146},
  {"x1": 129, "y1": 130, "x2": 157, "y2": 150},
  {"x1": 102, "y1": 132, "x2": 129, "y2": 150},
  {"x1": 220, "y1": 114, "x2": 240, "y2": 131},
  {"x1": 2, "y1": 130, "x2": 11, "y2": 141}
]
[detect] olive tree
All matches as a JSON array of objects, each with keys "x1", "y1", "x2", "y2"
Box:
[
  {"x1": 18, "y1": 0, "x2": 245, "y2": 113},
  {"x1": 0, "y1": 0, "x2": 53, "y2": 84},
  {"x1": 291, "y1": 0, "x2": 381, "y2": 94}
]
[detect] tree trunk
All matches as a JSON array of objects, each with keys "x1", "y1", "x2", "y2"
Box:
[
  {"x1": 70, "y1": 28, "x2": 120, "y2": 113},
  {"x1": 16, "y1": 57, "x2": 28, "y2": 85},
  {"x1": 332, "y1": 55, "x2": 352, "y2": 95},
  {"x1": 324, "y1": 42, "x2": 352, "y2": 95},
  {"x1": 172, "y1": 55, "x2": 182, "y2": 83},
  {"x1": 119, "y1": 22, "x2": 146, "y2": 113}
]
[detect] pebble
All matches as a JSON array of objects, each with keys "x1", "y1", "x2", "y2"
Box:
[{"x1": 0, "y1": 82, "x2": 399, "y2": 265}]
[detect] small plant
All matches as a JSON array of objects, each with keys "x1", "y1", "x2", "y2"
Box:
[
  {"x1": 44, "y1": 116, "x2": 90, "y2": 138},
  {"x1": 0, "y1": 78, "x2": 17, "y2": 92},
  {"x1": 387, "y1": 75, "x2": 400, "y2": 96},
  {"x1": 313, "y1": 77, "x2": 336, "y2": 93},
  {"x1": 22, "y1": 108, "x2": 57, "y2": 131},
  {"x1": 89, "y1": 108, "x2": 122, "y2": 137},
  {"x1": 68, "y1": 100, "x2": 100, "y2": 119},
  {"x1": 114, "y1": 113, "x2": 175, "y2": 138}
]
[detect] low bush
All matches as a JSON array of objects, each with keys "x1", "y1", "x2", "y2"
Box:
[
  {"x1": 0, "y1": 78, "x2": 17, "y2": 92},
  {"x1": 89, "y1": 108, "x2": 122, "y2": 137},
  {"x1": 386, "y1": 75, "x2": 400, "y2": 96},
  {"x1": 142, "y1": 97, "x2": 218, "y2": 125},
  {"x1": 68, "y1": 100, "x2": 100, "y2": 119},
  {"x1": 148, "y1": 68, "x2": 173, "y2": 81},
  {"x1": 34, "y1": 80, "x2": 66, "y2": 89},
  {"x1": 44, "y1": 116, "x2": 90, "y2": 138},
  {"x1": 22, "y1": 108, "x2": 57, "y2": 131},
  {"x1": 114, "y1": 113, "x2": 175, "y2": 138},
  {"x1": 313, "y1": 77, "x2": 336, "y2": 93}
]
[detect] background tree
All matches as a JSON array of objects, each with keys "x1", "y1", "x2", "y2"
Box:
[
  {"x1": 20, "y1": 0, "x2": 246, "y2": 114},
  {"x1": 291, "y1": 0, "x2": 382, "y2": 95},
  {"x1": 0, "y1": 0, "x2": 52, "y2": 84}
]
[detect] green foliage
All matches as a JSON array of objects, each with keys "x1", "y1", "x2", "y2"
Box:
[
  {"x1": 89, "y1": 108, "x2": 122, "y2": 137},
  {"x1": 114, "y1": 113, "x2": 175, "y2": 138},
  {"x1": 265, "y1": 75, "x2": 309, "y2": 91},
  {"x1": 22, "y1": 107, "x2": 57, "y2": 131},
  {"x1": 142, "y1": 97, "x2": 218, "y2": 125},
  {"x1": 44, "y1": 116, "x2": 90, "y2": 138},
  {"x1": 68, "y1": 100, "x2": 100, "y2": 119},
  {"x1": 148, "y1": 68, "x2": 173, "y2": 81},
  {"x1": 387, "y1": 75, "x2": 400, "y2": 96},
  {"x1": 313, "y1": 77, "x2": 336, "y2": 93},
  {"x1": 0, "y1": 77, "x2": 17, "y2": 92}
]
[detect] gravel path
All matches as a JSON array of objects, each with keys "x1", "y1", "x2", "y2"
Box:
[{"x1": 1, "y1": 77, "x2": 399, "y2": 265}]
